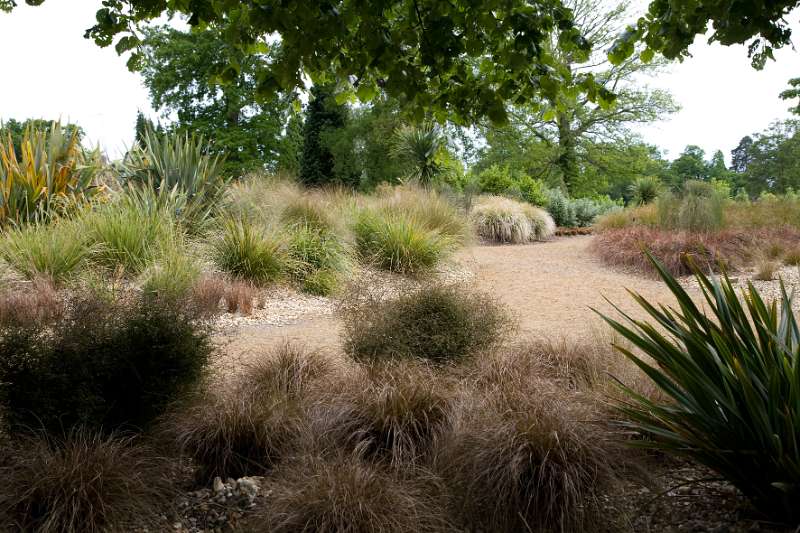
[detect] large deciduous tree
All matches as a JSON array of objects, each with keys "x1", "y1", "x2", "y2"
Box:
[
  {"x1": 480, "y1": 0, "x2": 678, "y2": 193},
  {"x1": 139, "y1": 25, "x2": 294, "y2": 176}
]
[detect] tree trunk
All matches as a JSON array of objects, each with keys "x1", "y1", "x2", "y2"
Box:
[{"x1": 556, "y1": 112, "x2": 578, "y2": 193}]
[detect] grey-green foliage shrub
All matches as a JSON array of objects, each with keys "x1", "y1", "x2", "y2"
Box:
[
  {"x1": 545, "y1": 189, "x2": 577, "y2": 227},
  {"x1": 0, "y1": 290, "x2": 213, "y2": 435},
  {"x1": 341, "y1": 284, "x2": 512, "y2": 364}
]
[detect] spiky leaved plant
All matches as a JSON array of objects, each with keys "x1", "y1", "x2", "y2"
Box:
[{"x1": 600, "y1": 254, "x2": 800, "y2": 523}]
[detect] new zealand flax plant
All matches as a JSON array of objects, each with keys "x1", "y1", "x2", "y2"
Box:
[{"x1": 599, "y1": 254, "x2": 800, "y2": 523}]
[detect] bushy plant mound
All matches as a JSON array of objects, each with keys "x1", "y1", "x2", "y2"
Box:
[
  {"x1": 121, "y1": 130, "x2": 228, "y2": 232},
  {"x1": 602, "y1": 255, "x2": 800, "y2": 523},
  {"x1": 354, "y1": 210, "x2": 452, "y2": 274},
  {"x1": 164, "y1": 343, "x2": 333, "y2": 481},
  {"x1": 471, "y1": 195, "x2": 555, "y2": 244},
  {"x1": 212, "y1": 218, "x2": 288, "y2": 284},
  {"x1": 0, "y1": 430, "x2": 173, "y2": 533},
  {"x1": 0, "y1": 290, "x2": 213, "y2": 434},
  {"x1": 84, "y1": 193, "x2": 176, "y2": 274},
  {"x1": 311, "y1": 363, "x2": 452, "y2": 466},
  {"x1": 656, "y1": 180, "x2": 726, "y2": 232},
  {"x1": 249, "y1": 453, "x2": 449, "y2": 533},
  {"x1": 341, "y1": 284, "x2": 512, "y2": 364},
  {"x1": 435, "y1": 381, "x2": 616, "y2": 533}
]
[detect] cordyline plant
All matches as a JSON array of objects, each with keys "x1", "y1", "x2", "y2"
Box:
[{"x1": 599, "y1": 254, "x2": 800, "y2": 524}]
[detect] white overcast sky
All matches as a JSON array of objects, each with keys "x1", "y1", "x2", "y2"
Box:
[{"x1": 0, "y1": 0, "x2": 798, "y2": 161}]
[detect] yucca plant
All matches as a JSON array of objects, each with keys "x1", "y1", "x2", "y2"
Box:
[
  {"x1": 600, "y1": 254, "x2": 800, "y2": 523},
  {"x1": 628, "y1": 176, "x2": 662, "y2": 206},
  {"x1": 0, "y1": 121, "x2": 102, "y2": 225},
  {"x1": 390, "y1": 123, "x2": 444, "y2": 186},
  {"x1": 121, "y1": 129, "x2": 227, "y2": 231}
]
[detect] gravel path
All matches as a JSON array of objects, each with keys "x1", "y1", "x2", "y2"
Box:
[{"x1": 217, "y1": 236, "x2": 691, "y2": 362}]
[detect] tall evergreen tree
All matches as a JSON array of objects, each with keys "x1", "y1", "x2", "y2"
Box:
[{"x1": 299, "y1": 85, "x2": 348, "y2": 186}]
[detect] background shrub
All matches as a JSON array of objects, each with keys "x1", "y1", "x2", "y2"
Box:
[
  {"x1": 341, "y1": 284, "x2": 512, "y2": 364},
  {"x1": 121, "y1": 129, "x2": 227, "y2": 232},
  {"x1": 656, "y1": 180, "x2": 725, "y2": 232},
  {"x1": 288, "y1": 224, "x2": 348, "y2": 296},
  {"x1": 471, "y1": 195, "x2": 554, "y2": 243},
  {"x1": 629, "y1": 176, "x2": 662, "y2": 205},
  {"x1": 0, "y1": 291, "x2": 213, "y2": 434},
  {"x1": 0, "y1": 120, "x2": 103, "y2": 225},
  {"x1": 0, "y1": 430, "x2": 174, "y2": 533},
  {"x1": 545, "y1": 188, "x2": 577, "y2": 227}
]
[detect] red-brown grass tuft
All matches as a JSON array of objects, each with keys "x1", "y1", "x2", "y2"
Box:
[
  {"x1": 592, "y1": 226, "x2": 800, "y2": 276},
  {"x1": 189, "y1": 274, "x2": 227, "y2": 317},
  {"x1": 162, "y1": 342, "x2": 334, "y2": 482},
  {"x1": 0, "y1": 278, "x2": 62, "y2": 327},
  {"x1": 0, "y1": 430, "x2": 175, "y2": 533},
  {"x1": 310, "y1": 361, "x2": 453, "y2": 467},
  {"x1": 434, "y1": 379, "x2": 622, "y2": 533},
  {"x1": 247, "y1": 453, "x2": 453, "y2": 532},
  {"x1": 223, "y1": 279, "x2": 259, "y2": 315}
]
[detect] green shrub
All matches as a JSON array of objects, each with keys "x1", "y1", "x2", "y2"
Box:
[
  {"x1": 516, "y1": 174, "x2": 549, "y2": 206},
  {"x1": 281, "y1": 196, "x2": 338, "y2": 234},
  {"x1": 657, "y1": 180, "x2": 725, "y2": 232},
  {"x1": 212, "y1": 218, "x2": 288, "y2": 284},
  {"x1": 0, "y1": 219, "x2": 89, "y2": 283},
  {"x1": 572, "y1": 197, "x2": 600, "y2": 227},
  {"x1": 354, "y1": 210, "x2": 451, "y2": 274},
  {"x1": 84, "y1": 194, "x2": 174, "y2": 274},
  {"x1": 0, "y1": 430, "x2": 174, "y2": 533},
  {"x1": 601, "y1": 255, "x2": 800, "y2": 523},
  {"x1": 0, "y1": 291, "x2": 213, "y2": 434},
  {"x1": 376, "y1": 184, "x2": 472, "y2": 245},
  {"x1": 475, "y1": 164, "x2": 516, "y2": 196},
  {"x1": 341, "y1": 284, "x2": 512, "y2": 364},
  {"x1": 141, "y1": 236, "x2": 201, "y2": 300}
]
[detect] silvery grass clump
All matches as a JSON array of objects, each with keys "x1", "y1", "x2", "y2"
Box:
[{"x1": 471, "y1": 195, "x2": 555, "y2": 244}]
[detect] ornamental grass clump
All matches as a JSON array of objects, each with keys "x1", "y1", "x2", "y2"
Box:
[
  {"x1": 600, "y1": 254, "x2": 800, "y2": 523},
  {"x1": 0, "y1": 219, "x2": 90, "y2": 284},
  {"x1": 0, "y1": 430, "x2": 174, "y2": 533},
  {"x1": 212, "y1": 218, "x2": 288, "y2": 284},
  {"x1": 354, "y1": 209, "x2": 451, "y2": 274},
  {"x1": 471, "y1": 195, "x2": 554, "y2": 243}
]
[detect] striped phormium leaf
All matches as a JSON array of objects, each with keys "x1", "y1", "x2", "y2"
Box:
[{"x1": 599, "y1": 254, "x2": 800, "y2": 523}]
